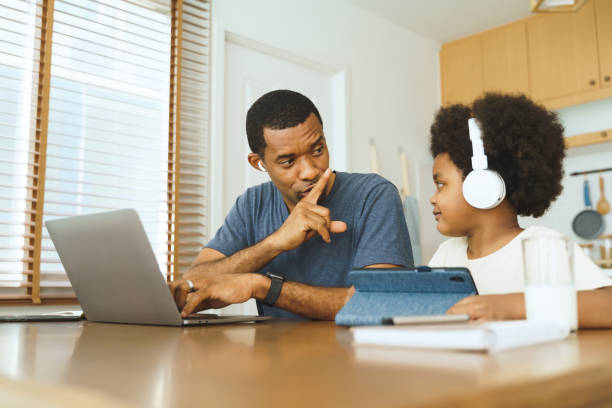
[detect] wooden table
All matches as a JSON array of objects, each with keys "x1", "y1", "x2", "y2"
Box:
[{"x1": 0, "y1": 320, "x2": 611, "y2": 407}]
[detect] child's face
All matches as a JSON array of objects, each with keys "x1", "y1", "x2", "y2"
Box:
[{"x1": 430, "y1": 153, "x2": 477, "y2": 236}]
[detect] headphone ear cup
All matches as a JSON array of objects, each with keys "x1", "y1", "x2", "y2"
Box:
[{"x1": 463, "y1": 169, "x2": 506, "y2": 209}]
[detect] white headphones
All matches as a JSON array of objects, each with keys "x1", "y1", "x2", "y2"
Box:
[{"x1": 462, "y1": 118, "x2": 506, "y2": 209}]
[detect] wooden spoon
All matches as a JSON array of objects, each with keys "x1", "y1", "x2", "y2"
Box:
[{"x1": 597, "y1": 175, "x2": 610, "y2": 215}]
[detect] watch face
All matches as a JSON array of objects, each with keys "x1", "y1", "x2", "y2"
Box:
[{"x1": 266, "y1": 272, "x2": 285, "y2": 281}]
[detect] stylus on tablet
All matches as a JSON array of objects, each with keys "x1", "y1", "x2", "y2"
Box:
[{"x1": 382, "y1": 314, "x2": 470, "y2": 325}]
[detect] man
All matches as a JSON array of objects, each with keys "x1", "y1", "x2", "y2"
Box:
[{"x1": 170, "y1": 90, "x2": 412, "y2": 320}]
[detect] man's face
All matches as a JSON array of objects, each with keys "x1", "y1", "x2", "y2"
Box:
[
  {"x1": 430, "y1": 153, "x2": 478, "y2": 236},
  {"x1": 258, "y1": 113, "x2": 330, "y2": 209}
]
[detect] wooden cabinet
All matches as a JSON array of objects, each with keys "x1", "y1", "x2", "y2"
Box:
[
  {"x1": 481, "y1": 22, "x2": 530, "y2": 95},
  {"x1": 595, "y1": 0, "x2": 612, "y2": 88},
  {"x1": 527, "y1": 0, "x2": 600, "y2": 101},
  {"x1": 439, "y1": 0, "x2": 612, "y2": 109},
  {"x1": 440, "y1": 22, "x2": 530, "y2": 106},
  {"x1": 440, "y1": 37, "x2": 483, "y2": 105}
]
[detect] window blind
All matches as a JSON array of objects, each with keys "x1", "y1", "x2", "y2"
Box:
[
  {"x1": 0, "y1": 0, "x2": 44, "y2": 301},
  {"x1": 0, "y1": 0, "x2": 210, "y2": 303},
  {"x1": 173, "y1": 0, "x2": 209, "y2": 277},
  {"x1": 40, "y1": 0, "x2": 172, "y2": 298}
]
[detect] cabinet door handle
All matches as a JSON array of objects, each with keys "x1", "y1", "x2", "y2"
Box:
[
  {"x1": 605, "y1": 76, "x2": 611, "y2": 82},
  {"x1": 589, "y1": 79, "x2": 597, "y2": 86}
]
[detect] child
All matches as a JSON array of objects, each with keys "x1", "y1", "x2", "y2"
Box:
[{"x1": 428, "y1": 93, "x2": 612, "y2": 328}]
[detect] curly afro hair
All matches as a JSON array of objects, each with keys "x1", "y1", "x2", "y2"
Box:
[{"x1": 430, "y1": 93, "x2": 566, "y2": 217}]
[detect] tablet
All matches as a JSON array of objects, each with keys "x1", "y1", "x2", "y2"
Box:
[
  {"x1": 335, "y1": 266, "x2": 478, "y2": 326},
  {"x1": 348, "y1": 266, "x2": 478, "y2": 295}
]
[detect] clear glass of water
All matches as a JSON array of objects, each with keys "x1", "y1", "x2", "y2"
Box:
[{"x1": 522, "y1": 236, "x2": 577, "y2": 331}]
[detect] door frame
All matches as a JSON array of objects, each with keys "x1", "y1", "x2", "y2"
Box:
[{"x1": 209, "y1": 24, "x2": 351, "y2": 237}]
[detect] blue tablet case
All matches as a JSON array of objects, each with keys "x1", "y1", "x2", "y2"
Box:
[{"x1": 335, "y1": 267, "x2": 478, "y2": 326}]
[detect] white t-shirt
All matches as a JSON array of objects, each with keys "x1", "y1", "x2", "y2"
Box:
[{"x1": 428, "y1": 226, "x2": 612, "y2": 294}]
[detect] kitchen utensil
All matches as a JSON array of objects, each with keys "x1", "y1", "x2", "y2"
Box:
[
  {"x1": 369, "y1": 138, "x2": 380, "y2": 174},
  {"x1": 578, "y1": 243, "x2": 594, "y2": 258},
  {"x1": 399, "y1": 148, "x2": 421, "y2": 266},
  {"x1": 596, "y1": 175, "x2": 610, "y2": 215},
  {"x1": 572, "y1": 180, "x2": 605, "y2": 240},
  {"x1": 598, "y1": 234, "x2": 612, "y2": 263}
]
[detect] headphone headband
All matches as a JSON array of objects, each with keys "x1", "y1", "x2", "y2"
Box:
[{"x1": 468, "y1": 118, "x2": 488, "y2": 171}]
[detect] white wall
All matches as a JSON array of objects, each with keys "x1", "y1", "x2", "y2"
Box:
[
  {"x1": 210, "y1": 0, "x2": 444, "y2": 262},
  {"x1": 520, "y1": 98, "x2": 612, "y2": 253}
]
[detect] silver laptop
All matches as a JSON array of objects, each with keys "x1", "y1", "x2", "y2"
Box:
[{"x1": 45, "y1": 209, "x2": 270, "y2": 326}]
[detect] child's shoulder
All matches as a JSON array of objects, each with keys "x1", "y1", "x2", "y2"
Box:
[
  {"x1": 438, "y1": 236, "x2": 468, "y2": 251},
  {"x1": 428, "y1": 236, "x2": 468, "y2": 266},
  {"x1": 520, "y1": 225, "x2": 565, "y2": 239}
]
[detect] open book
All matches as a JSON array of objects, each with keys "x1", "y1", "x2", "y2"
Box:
[{"x1": 351, "y1": 320, "x2": 569, "y2": 353}]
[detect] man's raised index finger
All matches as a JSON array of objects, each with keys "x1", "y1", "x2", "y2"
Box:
[{"x1": 304, "y1": 168, "x2": 331, "y2": 203}]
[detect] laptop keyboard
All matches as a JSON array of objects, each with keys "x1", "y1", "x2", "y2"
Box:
[{"x1": 184, "y1": 313, "x2": 220, "y2": 320}]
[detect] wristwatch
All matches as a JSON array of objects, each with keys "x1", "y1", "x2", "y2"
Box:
[{"x1": 263, "y1": 272, "x2": 285, "y2": 306}]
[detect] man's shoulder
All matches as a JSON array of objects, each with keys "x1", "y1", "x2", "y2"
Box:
[
  {"x1": 240, "y1": 181, "x2": 277, "y2": 201},
  {"x1": 339, "y1": 171, "x2": 393, "y2": 184},
  {"x1": 234, "y1": 181, "x2": 281, "y2": 215},
  {"x1": 336, "y1": 172, "x2": 397, "y2": 194}
]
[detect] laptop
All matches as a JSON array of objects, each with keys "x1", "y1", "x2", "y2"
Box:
[{"x1": 45, "y1": 209, "x2": 271, "y2": 326}]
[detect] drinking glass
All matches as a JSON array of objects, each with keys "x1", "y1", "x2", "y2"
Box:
[{"x1": 522, "y1": 236, "x2": 577, "y2": 332}]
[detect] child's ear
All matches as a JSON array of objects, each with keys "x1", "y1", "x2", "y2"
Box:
[{"x1": 463, "y1": 169, "x2": 506, "y2": 209}]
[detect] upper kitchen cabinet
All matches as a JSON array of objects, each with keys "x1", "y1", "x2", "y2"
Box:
[
  {"x1": 595, "y1": 0, "x2": 612, "y2": 88},
  {"x1": 440, "y1": 22, "x2": 530, "y2": 106},
  {"x1": 440, "y1": 36, "x2": 483, "y2": 105},
  {"x1": 439, "y1": 0, "x2": 612, "y2": 109},
  {"x1": 527, "y1": 0, "x2": 600, "y2": 101},
  {"x1": 481, "y1": 22, "x2": 530, "y2": 95}
]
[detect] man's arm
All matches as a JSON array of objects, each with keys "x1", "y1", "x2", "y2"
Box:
[
  {"x1": 179, "y1": 263, "x2": 401, "y2": 320},
  {"x1": 169, "y1": 238, "x2": 282, "y2": 308},
  {"x1": 446, "y1": 286, "x2": 612, "y2": 328},
  {"x1": 255, "y1": 263, "x2": 401, "y2": 320},
  {"x1": 170, "y1": 168, "x2": 348, "y2": 315}
]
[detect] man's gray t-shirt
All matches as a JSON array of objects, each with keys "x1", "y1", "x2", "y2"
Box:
[{"x1": 206, "y1": 172, "x2": 413, "y2": 318}]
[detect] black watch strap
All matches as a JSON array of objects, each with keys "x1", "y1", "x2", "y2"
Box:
[{"x1": 263, "y1": 272, "x2": 285, "y2": 306}]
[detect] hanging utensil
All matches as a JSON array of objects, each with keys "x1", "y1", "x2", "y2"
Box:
[
  {"x1": 572, "y1": 179, "x2": 605, "y2": 240},
  {"x1": 596, "y1": 174, "x2": 610, "y2": 215},
  {"x1": 399, "y1": 147, "x2": 421, "y2": 266},
  {"x1": 369, "y1": 138, "x2": 380, "y2": 175}
]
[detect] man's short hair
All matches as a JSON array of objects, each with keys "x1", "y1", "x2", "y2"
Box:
[
  {"x1": 246, "y1": 90, "x2": 323, "y2": 158},
  {"x1": 429, "y1": 92, "x2": 566, "y2": 218}
]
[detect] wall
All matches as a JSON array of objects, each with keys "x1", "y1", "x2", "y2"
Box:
[
  {"x1": 520, "y1": 98, "x2": 612, "y2": 255},
  {"x1": 210, "y1": 0, "x2": 443, "y2": 262}
]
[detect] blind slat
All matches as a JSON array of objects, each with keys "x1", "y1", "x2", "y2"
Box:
[{"x1": 56, "y1": 0, "x2": 170, "y2": 42}]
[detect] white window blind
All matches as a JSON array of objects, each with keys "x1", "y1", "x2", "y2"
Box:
[
  {"x1": 174, "y1": 0, "x2": 209, "y2": 276},
  {"x1": 0, "y1": 0, "x2": 211, "y2": 303},
  {"x1": 40, "y1": 0, "x2": 172, "y2": 297},
  {"x1": 0, "y1": 0, "x2": 41, "y2": 299}
]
